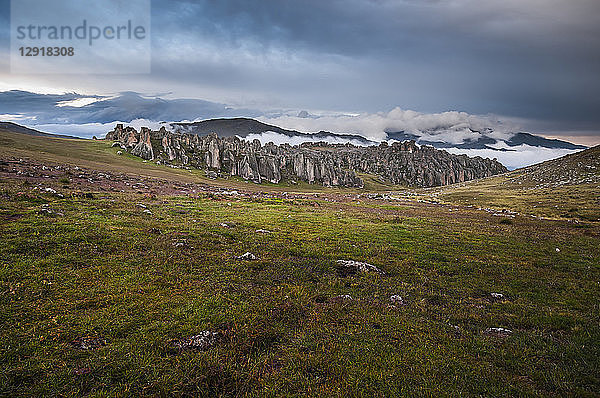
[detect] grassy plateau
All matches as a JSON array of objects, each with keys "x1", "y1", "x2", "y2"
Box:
[{"x1": 0, "y1": 130, "x2": 599, "y2": 397}]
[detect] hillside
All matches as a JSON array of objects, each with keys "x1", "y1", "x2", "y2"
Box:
[
  {"x1": 0, "y1": 122, "x2": 81, "y2": 139},
  {"x1": 0, "y1": 128, "x2": 391, "y2": 193},
  {"x1": 420, "y1": 146, "x2": 599, "y2": 221}
]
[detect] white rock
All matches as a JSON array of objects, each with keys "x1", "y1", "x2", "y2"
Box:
[
  {"x1": 171, "y1": 331, "x2": 217, "y2": 351},
  {"x1": 390, "y1": 295, "x2": 404, "y2": 305},
  {"x1": 490, "y1": 293, "x2": 504, "y2": 299},
  {"x1": 484, "y1": 327, "x2": 513, "y2": 336},
  {"x1": 237, "y1": 252, "x2": 257, "y2": 260},
  {"x1": 336, "y1": 260, "x2": 385, "y2": 275},
  {"x1": 255, "y1": 229, "x2": 271, "y2": 233}
]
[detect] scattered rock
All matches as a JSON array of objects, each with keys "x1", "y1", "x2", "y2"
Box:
[
  {"x1": 38, "y1": 208, "x2": 54, "y2": 216},
  {"x1": 71, "y1": 336, "x2": 106, "y2": 350},
  {"x1": 490, "y1": 292, "x2": 505, "y2": 301},
  {"x1": 390, "y1": 295, "x2": 404, "y2": 305},
  {"x1": 237, "y1": 252, "x2": 257, "y2": 260},
  {"x1": 336, "y1": 294, "x2": 353, "y2": 300},
  {"x1": 483, "y1": 327, "x2": 513, "y2": 338},
  {"x1": 71, "y1": 191, "x2": 94, "y2": 199},
  {"x1": 206, "y1": 170, "x2": 218, "y2": 179},
  {"x1": 335, "y1": 260, "x2": 385, "y2": 277},
  {"x1": 450, "y1": 324, "x2": 461, "y2": 336},
  {"x1": 170, "y1": 331, "x2": 217, "y2": 352},
  {"x1": 73, "y1": 366, "x2": 92, "y2": 375}
]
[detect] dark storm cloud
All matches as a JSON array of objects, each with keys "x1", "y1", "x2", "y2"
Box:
[
  {"x1": 0, "y1": 0, "x2": 599, "y2": 137},
  {"x1": 144, "y1": 0, "x2": 600, "y2": 127},
  {"x1": 0, "y1": 0, "x2": 8, "y2": 69},
  {"x1": 0, "y1": 90, "x2": 260, "y2": 123}
]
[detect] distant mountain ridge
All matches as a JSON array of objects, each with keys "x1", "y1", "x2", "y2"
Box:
[
  {"x1": 172, "y1": 118, "x2": 587, "y2": 152},
  {"x1": 0, "y1": 90, "x2": 589, "y2": 168},
  {"x1": 171, "y1": 118, "x2": 376, "y2": 145},
  {"x1": 0, "y1": 122, "x2": 81, "y2": 140},
  {"x1": 386, "y1": 128, "x2": 586, "y2": 151}
]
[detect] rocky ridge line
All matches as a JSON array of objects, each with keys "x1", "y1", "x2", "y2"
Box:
[{"x1": 106, "y1": 124, "x2": 507, "y2": 188}]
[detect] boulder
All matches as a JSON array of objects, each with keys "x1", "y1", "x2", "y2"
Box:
[{"x1": 336, "y1": 260, "x2": 385, "y2": 276}]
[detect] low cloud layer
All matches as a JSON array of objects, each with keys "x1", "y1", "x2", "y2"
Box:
[
  {"x1": 243, "y1": 131, "x2": 373, "y2": 147},
  {"x1": 259, "y1": 109, "x2": 517, "y2": 142},
  {"x1": 0, "y1": 89, "x2": 591, "y2": 169},
  {"x1": 445, "y1": 146, "x2": 580, "y2": 171}
]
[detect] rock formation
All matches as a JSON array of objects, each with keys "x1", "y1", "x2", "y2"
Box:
[
  {"x1": 106, "y1": 124, "x2": 507, "y2": 188},
  {"x1": 131, "y1": 127, "x2": 154, "y2": 160}
]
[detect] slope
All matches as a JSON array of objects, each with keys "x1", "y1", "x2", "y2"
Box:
[{"x1": 423, "y1": 146, "x2": 599, "y2": 221}]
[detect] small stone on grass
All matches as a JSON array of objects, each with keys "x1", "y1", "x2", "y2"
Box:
[
  {"x1": 237, "y1": 252, "x2": 257, "y2": 260},
  {"x1": 170, "y1": 331, "x2": 217, "y2": 352},
  {"x1": 336, "y1": 260, "x2": 385, "y2": 277},
  {"x1": 390, "y1": 295, "x2": 404, "y2": 305},
  {"x1": 71, "y1": 336, "x2": 106, "y2": 350},
  {"x1": 484, "y1": 327, "x2": 513, "y2": 338}
]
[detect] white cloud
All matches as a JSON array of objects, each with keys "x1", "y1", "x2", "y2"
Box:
[
  {"x1": 0, "y1": 114, "x2": 37, "y2": 122},
  {"x1": 25, "y1": 119, "x2": 169, "y2": 139},
  {"x1": 242, "y1": 131, "x2": 372, "y2": 147},
  {"x1": 56, "y1": 97, "x2": 106, "y2": 108},
  {"x1": 258, "y1": 107, "x2": 517, "y2": 142},
  {"x1": 22, "y1": 110, "x2": 585, "y2": 170},
  {"x1": 256, "y1": 109, "x2": 585, "y2": 168},
  {"x1": 445, "y1": 145, "x2": 582, "y2": 170}
]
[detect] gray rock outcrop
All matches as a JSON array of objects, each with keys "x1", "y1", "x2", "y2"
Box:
[
  {"x1": 106, "y1": 124, "x2": 507, "y2": 188},
  {"x1": 131, "y1": 127, "x2": 154, "y2": 160}
]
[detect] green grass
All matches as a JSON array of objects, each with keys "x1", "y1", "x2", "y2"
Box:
[
  {"x1": 417, "y1": 145, "x2": 600, "y2": 221},
  {"x1": 0, "y1": 130, "x2": 397, "y2": 194},
  {"x1": 0, "y1": 131, "x2": 599, "y2": 396}
]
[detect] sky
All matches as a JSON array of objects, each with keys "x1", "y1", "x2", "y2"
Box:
[{"x1": 0, "y1": 0, "x2": 599, "y2": 145}]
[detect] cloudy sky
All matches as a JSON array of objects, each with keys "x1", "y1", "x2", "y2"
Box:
[{"x1": 0, "y1": 0, "x2": 599, "y2": 145}]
